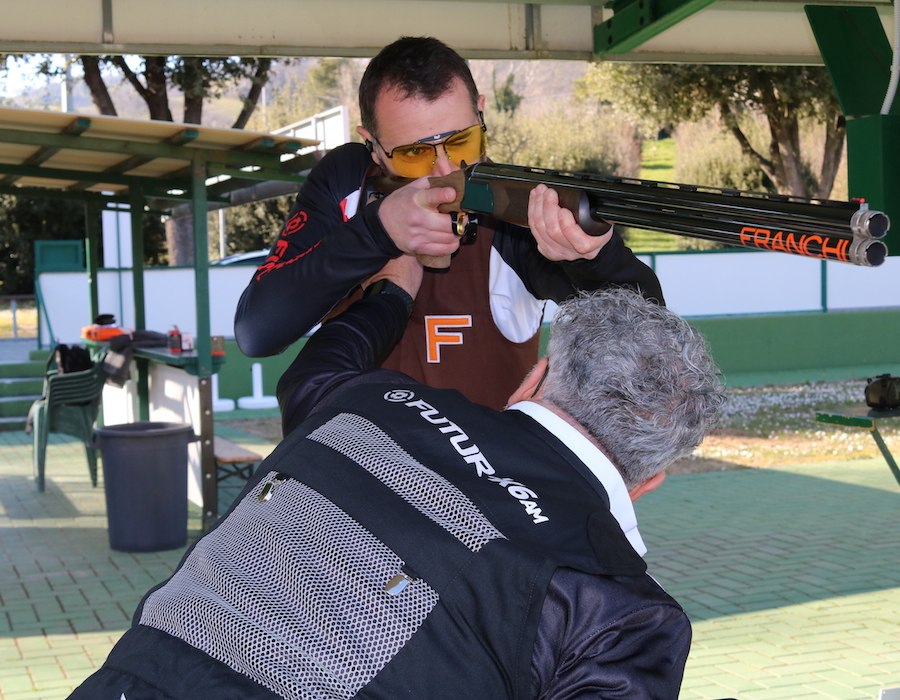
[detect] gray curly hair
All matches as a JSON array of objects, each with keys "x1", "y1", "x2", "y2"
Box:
[{"x1": 542, "y1": 288, "x2": 725, "y2": 489}]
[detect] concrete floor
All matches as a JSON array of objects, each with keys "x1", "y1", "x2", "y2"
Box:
[{"x1": 1, "y1": 417, "x2": 899, "y2": 699}]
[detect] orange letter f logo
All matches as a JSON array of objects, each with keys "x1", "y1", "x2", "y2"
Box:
[{"x1": 425, "y1": 315, "x2": 473, "y2": 363}]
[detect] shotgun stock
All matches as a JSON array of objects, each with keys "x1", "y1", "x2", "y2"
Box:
[{"x1": 374, "y1": 162, "x2": 889, "y2": 269}]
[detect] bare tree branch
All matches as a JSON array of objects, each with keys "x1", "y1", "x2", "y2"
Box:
[
  {"x1": 817, "y1": 115, "x2": 846, "y2": 199},
  {"x1": 720, "y1": 100, "x2": 778, "y2": 189},
  {"x1": 232, "y1": 58, "x2": 272, "y2": 130},
  {"x1": 79, "y1": 56, "x2": 117, "y2": 116},
  {"x1": 111, "y1": 56, "x2": 149, "y2": 100}
]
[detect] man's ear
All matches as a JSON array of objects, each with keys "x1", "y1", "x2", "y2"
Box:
[
  {"x1": 629, "y1": 471, "x2": 666, "y2": 502},
  {"x1": 357, "y1": 126, "x2": 381, "y2": 166},
  {"x1": 506, "y1": 357, "x2": 549, "y2": 407}
]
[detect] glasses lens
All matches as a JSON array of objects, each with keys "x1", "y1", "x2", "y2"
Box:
[
  {"x1": 443, "y1": 124, "x2": 486, "y2": 166},
  {"x1": 390, "y1": 144, "x2": 437, "y2": 178}
]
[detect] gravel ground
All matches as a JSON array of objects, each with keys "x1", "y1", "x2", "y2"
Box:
[{"x1": 672, "y1": 378, "x2": 899, "y2": 473}]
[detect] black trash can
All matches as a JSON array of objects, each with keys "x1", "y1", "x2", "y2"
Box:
[{"x1": 94, "y1": 422, "x2": 197, "y2": 552}]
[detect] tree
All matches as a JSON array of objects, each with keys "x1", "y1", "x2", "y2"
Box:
[
  {"x1": 71, "y1": 55, "x2": 274, "y2": 126},
  {"x1": 576, "y1": 64, "x2": 844, "y2": 198},
  {"x1": 209, "y1": 197, "x2": 294, "y2": 260},
  {"x1": 492, "y1": 70, "x2": 523, "y2": 114},
  {"x1": 0, "y1": 194, "x2": 166, "y2": 294},
  {"x1": 0, "y1": 196, "x2": 84, "y2": 294},
  {"x1": 36, "y1": 55, "x2": 279, "y2": 265},
  {"x1": 247, "y1": 58, "x2": 366, "y2": 134}
]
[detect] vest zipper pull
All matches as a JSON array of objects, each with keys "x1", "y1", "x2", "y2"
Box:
[
  {"x1": 258, "y1": 473, "x2": 288, "y2": 502},
  {"x1": 384, "y1": 572, "x2": 414, "y2": 596}
]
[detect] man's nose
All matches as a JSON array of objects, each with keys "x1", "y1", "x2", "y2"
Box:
[{"x1": 431, "y1": 147, "x2": 457, "y2": 177}]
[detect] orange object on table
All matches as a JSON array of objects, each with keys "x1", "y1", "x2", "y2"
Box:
[{"x1": 81, "y1": 325, "x2": 128, "y2": 342}]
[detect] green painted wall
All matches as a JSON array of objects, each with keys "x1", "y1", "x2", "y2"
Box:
[
  {"x1": 689, "y1": 309, "x2": 900, "y2": 386},
  {"x1": 216, "y1": 308, "x2": 900, "y2": 400},
  {"x1": 215, "y1": 339, "x2": 306, "y2": 401}
]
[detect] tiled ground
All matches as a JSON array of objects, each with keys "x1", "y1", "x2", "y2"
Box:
[
  {"x1": 1, "y1": 421, "x2": 899, "y2": 699},
  {"x1": 638, "y1": 462, "x2": 900, "y2": 699}
]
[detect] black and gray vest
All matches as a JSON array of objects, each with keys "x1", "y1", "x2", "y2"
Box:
[{"x1": 133, "y1": 381, "x2": 647, "y2": 699}]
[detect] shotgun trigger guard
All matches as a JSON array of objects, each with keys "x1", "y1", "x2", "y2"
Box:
[{"x1": 450, "y1": 212, "x2": 478, "y2": 242}]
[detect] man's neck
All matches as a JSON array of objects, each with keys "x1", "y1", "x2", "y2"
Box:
[{"x1": 505, "y1": 400, "x2": 647, "y2": 556}]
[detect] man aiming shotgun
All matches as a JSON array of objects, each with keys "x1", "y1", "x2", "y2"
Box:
[
  {"x1": 375, "y1": 162, "x2": 889, "y2": 268},
  {"x1": 234, "y1": 36, "x2": 663, "y2": 417}
]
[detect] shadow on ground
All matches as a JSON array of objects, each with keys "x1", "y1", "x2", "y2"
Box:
[{"x1": 638, "y1": 462, "x2": 900, "y2": 622}]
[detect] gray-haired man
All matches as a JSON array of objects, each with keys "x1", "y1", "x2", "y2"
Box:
[{"x1": 70, "y1": 256, "x2": 723, "y2": 699}]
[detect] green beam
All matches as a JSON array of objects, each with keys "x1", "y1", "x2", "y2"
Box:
[
  {"x1": 166, "y1": 128, "x2": 200, "y2": 146},
  {"x1": 0, "y1": 183, "x2": 215, "y2": 209},
  {"x1": 237, "y1": 137, "x2": 308, "y2": 155},
  {"x1": 845, "y1": 115, "x2": 900, "y2": 253},
  {"x1": 205, "y1": 163, "x2": 309, "y2": 184},
  {"x1": 594, "y1": 0, "x2": 716, "y2": 55},
  {"x1": 0, "y1": 184, "x2": 109, "y2": 203},
  {"x1": 0, "y1": 126, "x2": 294, "y2": 171},
  {"x1": 805, "y1": 5, "x2": 893, "y2": 118},
  {"x1": 169, "y1": 149, "x2": 320, "y2": 184},
  {"x1": 0, "y1": 161, "x2": 191, "y2": 194}
]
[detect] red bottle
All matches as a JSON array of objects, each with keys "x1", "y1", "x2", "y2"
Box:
[{"x1": 167, "y1": 327, "x2": 182, "y2": 354}]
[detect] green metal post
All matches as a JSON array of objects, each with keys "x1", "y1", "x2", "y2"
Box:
[
  {"x1": 191, "y1": 158, "x2": 212, "y2": 379},
  {"x1": 129, "y1": 184, "x2": 149, "y2": 421},
  {"x1": 845, "y1": 115, "x2": 900, "y2": 254},
  {"x1": 190, "y1": 158, "x2": 218, "y2": 529},
  {"x1": 84, "y1": 200, "x2": 101, "y2": 321},
  {"x1": 806, "y1": 4, "x2": 899, "y2": 255}
]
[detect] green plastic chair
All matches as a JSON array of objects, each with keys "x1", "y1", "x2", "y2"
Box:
[{"x1": 31, "y1": 353, "x2": 107, "y2": 492}]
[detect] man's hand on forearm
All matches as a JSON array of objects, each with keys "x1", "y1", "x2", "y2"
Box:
[
  {"x1": 363, "y1": 253, "x2": 425, "y2": 301},
  {"x1": 528, "y1": 184, "x2": 613, "y2": 261}
]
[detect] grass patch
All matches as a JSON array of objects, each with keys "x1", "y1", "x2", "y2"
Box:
[
  {"x1": 0, "y1": 302, "x2": 37, "y2": 339},
  {"x1": 683, "y1": 379, "x2": 900, "y2": 470},
  {"x1": 638, "y1": 137, "x2": 676, "y2": 181},
  {"x1": 625, "y1": 138, "x2": 684, "y2": 253}
]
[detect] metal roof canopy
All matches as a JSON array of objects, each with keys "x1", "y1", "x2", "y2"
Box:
[
  {"x1": 0, "y1": 107, "x2": 321, "y2": 530},
  {"x1": 0, "y1": 106, "x2": 320, "y2": 377},
  {"x1": 0, "y1": 0, "x2": 893, "y2": 65}
]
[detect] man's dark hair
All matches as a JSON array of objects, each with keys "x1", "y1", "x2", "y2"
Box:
[{"x1": 359, "y1": 36, "x2": 480, "y2": 136}]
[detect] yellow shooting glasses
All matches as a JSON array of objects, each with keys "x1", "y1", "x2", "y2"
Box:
[{"x1": 375, "y1": 118, "x2": 487, "y2": 178}]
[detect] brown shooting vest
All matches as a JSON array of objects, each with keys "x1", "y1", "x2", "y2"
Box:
[{"x1": 380, "y1": 225, "x2": 542, "y2": 410}]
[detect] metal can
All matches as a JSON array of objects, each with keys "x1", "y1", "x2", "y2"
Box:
[{"x1": 167, "y1": 327, "x2": 182, "y2": 354}]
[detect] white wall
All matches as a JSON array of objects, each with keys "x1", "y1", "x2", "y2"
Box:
[
  {"x1": 652, "y1": 251, "x2": 824, "y2": 316},
  {"x1": 647, "y1": 251, "x2": 900, "y2": 317},
  {"x1": 37, "y1": 265, "x2": 257, "y2": 345},
  {"x1": 37, "y1": 251, "x2": 900, "y2": 346}
]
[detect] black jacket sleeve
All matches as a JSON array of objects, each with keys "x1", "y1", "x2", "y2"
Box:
[
  {"x1": 531, "y1": 567, "x2": 691, "y2": 698},
  {"x1": 493, "y1": 221, "x2": 665, "y2": 306},
  {"x1": 276, "y1": 285, "x2": 414, "y2": 436},
  {"x1": 233, "y1": 143, "x2": 402, "y2": 358}
]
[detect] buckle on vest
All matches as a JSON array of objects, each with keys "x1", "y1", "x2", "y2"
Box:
[{"x1": 384, "y1": 572, "x2": 414, "y2": 596}]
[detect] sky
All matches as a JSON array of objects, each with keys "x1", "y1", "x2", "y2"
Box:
[{"x1": 0, "y1": 55, "x2": 83, "y2": 100}]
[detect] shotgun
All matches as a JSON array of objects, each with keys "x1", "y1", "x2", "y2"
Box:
[{"x1": 374, "y1": 162, "x2": 890, "y2": 269}]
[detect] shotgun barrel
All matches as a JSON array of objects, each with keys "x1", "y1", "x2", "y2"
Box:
[{"x1": 375, "y1": 162, "x2": 890, "y2": 267}]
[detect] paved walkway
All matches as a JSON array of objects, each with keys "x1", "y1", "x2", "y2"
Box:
[
  {"x1": 0, "y1": 338, "x2": 40, "y2": 363},
  {"x1": 1, "y1": 420, "x2": 899, "y2": 699}
]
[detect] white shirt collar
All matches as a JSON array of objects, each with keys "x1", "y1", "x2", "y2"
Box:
[{"x1": 507, "y1": 400, "x2": 647, "y2": 557}]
